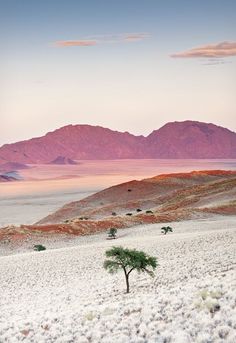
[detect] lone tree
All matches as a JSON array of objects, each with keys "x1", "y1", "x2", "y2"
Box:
[
  {"x1": 161, "y1": 226, "x2": 173, "y2": 235},
  {"x1": 104, "y1": 246, "x2": 157, "y2": 293},
  {"x1": 107, "y1": 228, "x2": 117, "y2": 239},
  {"x1": 34, "y1": 244, "x2": 46, "y2": 251}
]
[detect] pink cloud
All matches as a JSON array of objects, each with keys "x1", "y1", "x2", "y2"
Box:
[
  {"x1": 53, "y1": 33, "x2": 150, "y2": 47},
  {"x1": 171, "y1": 41, "x2": 236, "y2": 58},
  {"x1": 124, "y1": 33, "x2": 150, "y2": 42},
  {"x1": 54, "y1": 40, "x2": 97, "y2": 47}
]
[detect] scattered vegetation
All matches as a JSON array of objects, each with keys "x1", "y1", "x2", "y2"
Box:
[
  {"x1": 34, "y1": 244, "x2": 46, "y2": 251},
  {"x1": 126, "y1": 213, "x2": 133, "y2": 216},
  {"x1": 104, "y1": 246, "x2": 157, "y2": 293},
  {"x1": 194, "y1": 289, "x2": 222, "y2": 314},
  {"x1": 146, "y1": 210, "x2": 153, "y2": 214},
  {"x1": 79, "y1": 217, "x2": 89, "y2": 220},
  {"x1": 127, "y1": 189, "x2": 132, "y2": 192},
  {"x1": 107, "y1": 228, "x2": 117, "y2": 239},
  {"x1": 161, "y1": 226, "x2": 173, "y2": 235},
  {"x1": 136, "y1": 209, "x2": 142, "y2": 212},
  {"x1": 112, "y1": 212, "x2": 117, "y2": 216}
]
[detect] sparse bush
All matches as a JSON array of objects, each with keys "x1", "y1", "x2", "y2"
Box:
[
  {"x1": 107, "y1": 228, "x2": 117, "y2": 239},
  {"x1": 126, "y1": 213, "x2": 133, "y2": 216},
  {"x1": 146, "y1": 210, "x2": 153, "y2": 214},
  {"x1": 194, "y1": 289, "x2": 222, "y2": 313},
  {"x1": 104, "y1": 246, "x2": 157, "y2": 293},
  {"x1": 79, "y1": 217, "x2": 89, "y2": 220},
  {"x1": 34, "y1": 244, "x2": 46, "y2": 251},
  {"x1": 127, "y1": 189, "x2": 132, "y2": 192},
  {"x1": 112, "y1": 212, "x2": 117, "y2": 216},
  {"x1": 136, "y1": 209, "x2": 142, "y2": 212},
  {"x1": 161, "y1": 226, "x2": 173, "y2": 235}
]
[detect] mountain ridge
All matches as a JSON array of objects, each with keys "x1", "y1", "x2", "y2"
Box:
[{"x1": 0, "y1": 120, "x2": 236, "y2": 164}]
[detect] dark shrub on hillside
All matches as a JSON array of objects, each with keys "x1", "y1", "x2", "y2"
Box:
[{"x1": 34, "y1": 244, "x2": 46, "y2": 251}]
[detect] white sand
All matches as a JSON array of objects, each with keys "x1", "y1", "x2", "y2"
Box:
[{"x1": 0, "y1": 217, "x2": 236, "y2": 342}]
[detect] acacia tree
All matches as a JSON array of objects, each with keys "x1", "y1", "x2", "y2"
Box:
[
  {"x1": 161, "y1": 226, "x2": 173, "y2": 235},
  {"x1": 104, "y1": 246, "x2": 157, "y2": 293},
  {"x1": 107, "y1": 228, "x2": 117, "y2": 239}
]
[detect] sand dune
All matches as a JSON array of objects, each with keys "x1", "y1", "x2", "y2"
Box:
[{"x1": 38, "y1": 170, "x2": 236, "y2": 226}]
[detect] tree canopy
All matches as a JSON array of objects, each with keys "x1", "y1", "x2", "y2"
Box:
[
  {"x1": 161, "y1": 226, "x2": 173, "y2": 234},
  {"x1": 104, "y1": 246, "x2": 157, "y2": 293},
  {"x1": 107, "y1": 228, "x2": 117, "y2": 239}
]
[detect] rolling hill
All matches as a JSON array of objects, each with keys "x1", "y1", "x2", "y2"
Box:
[
  {"x1": 37, "y1": 170, "x2": 236, "y2": 225},
  {"x1": 1, "y1": 170, "x2": 235, "y2": 241}
]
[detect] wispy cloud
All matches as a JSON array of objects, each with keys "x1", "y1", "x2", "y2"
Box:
[
  {"x1": 123, "y1": 33, "x2": 150, "y2": 42},
  {"x1": 201, "y1": 58, "x2": 232, "y2": 66},
  {"x1": 171, "y1": 41, "x2": 236, "y2": 58},
  {"x1": 53, "y1": 33, "x2": 150, "y2": 47},
  {"x1": 55, "y1": 40, "x2": 97, "y2": 47}
]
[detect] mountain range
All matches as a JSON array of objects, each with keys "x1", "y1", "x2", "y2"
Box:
[{"x1": 0, "y1": 120, "x2": 236, "y2": 164}]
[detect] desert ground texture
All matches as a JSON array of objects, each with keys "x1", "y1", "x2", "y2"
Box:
[{"x1": 0, "y1": 216, "x2": 235, "y2": 342}]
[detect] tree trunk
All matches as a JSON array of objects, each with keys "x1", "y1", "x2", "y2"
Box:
[{"x1": 125, "y1": 273, "x2": 130, "y2": 293}]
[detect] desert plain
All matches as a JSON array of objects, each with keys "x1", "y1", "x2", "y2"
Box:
[{"x1": 0, "y1": 160, "x2": 236, "y2": 343}]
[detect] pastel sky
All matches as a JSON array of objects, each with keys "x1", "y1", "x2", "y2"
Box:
[{"x1": 0, "y1": 0, "x2": 236, "y2": 146}]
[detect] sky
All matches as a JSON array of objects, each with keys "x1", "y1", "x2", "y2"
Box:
[{"x1": 0, "y1": 0, "x2": 236, "y2": 146}]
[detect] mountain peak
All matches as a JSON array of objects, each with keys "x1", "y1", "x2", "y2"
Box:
[{"x1": 0, "y1": 121, "x2": 235, "y2": 164}]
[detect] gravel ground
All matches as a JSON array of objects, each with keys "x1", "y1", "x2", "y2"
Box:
[{"x1": 0, "y1": 217, "x2": 235, "y2": 342}]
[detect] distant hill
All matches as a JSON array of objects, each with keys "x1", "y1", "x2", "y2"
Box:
[
  {"x1": 146, "y1": 121, "x2": 236, "y2": 158},
  {"x1": 38, "y1": 170, "x2": 236, "y2": 224},
  {"x1": 0, "y1": 174, "x2": 17, "y2": 182},
  {"x1": 48, "y1": 156, "x2": 78, "y2": 165},
  {"x1": 1, "y1": 170, "x2": 236, "y2": 238},
  {"x1": 0, "y1": 121, "x2": 236, "y2": 164},
  {"x1": 0, "y1": 162, "x2": 29, "y2": 172}
]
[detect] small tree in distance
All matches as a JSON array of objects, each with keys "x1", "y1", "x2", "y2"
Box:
[
  {"x1": 107, "y1": 228, "x2": 117, "y2": 239},
  {"x1": 104, "y1": 246, "x2": 157, "y2": 293},
  {"x1": 34, "y1": 244, "x2": 46, "y2": 251},
  {"x1": 161, "y1": 226, "x2": 173, "y2": 235}
]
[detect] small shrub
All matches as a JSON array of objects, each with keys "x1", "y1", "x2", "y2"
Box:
[
  {"x1": 127, "y1": 189, "x2": 132, "y2": 192},
  {"x1": 126, "y1": 213, "x2": 133, "y2": 216},
  {"x1": 107, "y1": 228, "x2": 117, "y2": 239},
  {"x1": 146, "y1": 210, "x2": 153, "y2": 214},
  {"x1": 34, "y1": 244, "x2": 46, "y2": 251},
  {"x1": 161, "y1": 226, "x2": 173, "y2": 235},
  {"x1": 136, "y1": 209, "x2": 142, "y2": 212},
  {"x1": 112, "y1": 212, "x2": 117, "y2": 216},
  {"x1": 194, "y1": 289, "x2": 222, "y2": 313},
  {"x1": 79, "y1": 216, "x2": 89, "y2": 220}
]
